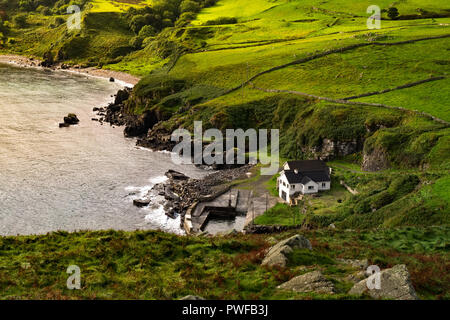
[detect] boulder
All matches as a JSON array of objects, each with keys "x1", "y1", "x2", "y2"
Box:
[
  {"x1": 165, "y1": 170, "x2": 189, "y2": 181},
  {"x1": 63, "y1": 113, "x2": 80, "y2": 125},
  {"x1": 261, "y1": 245, "x2": 291, "y2": 267},
  {"x1": 179, "y1": 295, "x2": 205, "y2": 300},
  {"x1": 337, "y1": 258, "x2": 369, "y2": 270},
  {"x1": 346, "y1": 271, "x2": 367, "y2": 284},
  {"x1": 133, "y1": 198, "x2": 151, "y2": 207},
  {"x1": 277, "y1": 271, "x2": 335, "y2": 294},
  {"x1": 261, "y1": 234, "x2": 312, "y2": 267},
  {"x1": 348, "y1": 264, "x2": 418, "y2": 300},
  {"x1": 114, "y1": 88, "x2": 130, "y2": 105}
]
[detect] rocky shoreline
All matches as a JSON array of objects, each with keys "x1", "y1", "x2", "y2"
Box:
[
  {"x1": 0, "y1": 54, "x2": 140, "y2": 86},
  {"x1": 92, "y1": 87, "x2": 255, "y2": 231},
  {"x1": 1, "y1": 56, "x2": 264, "y2": 233},
  {"x1": 1, "y1": 56, "x2": 258, "y2": 232},
  {"x1": 135, "y1": 167, "x2": 253, "y2": 229}
]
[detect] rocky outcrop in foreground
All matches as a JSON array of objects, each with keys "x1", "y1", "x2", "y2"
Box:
[
  {"x1": 261, "y1": 234, "x2": 312, "y2": 267},
  {"x1": 277, "y1": 271, "x2": 335, "y2": 294},
  {"x1": 179, "y1": 295, "x2": 205, "y2": 300},
  {"x1": 349, "y1": 264, "x2": 418, "y2": 300}
]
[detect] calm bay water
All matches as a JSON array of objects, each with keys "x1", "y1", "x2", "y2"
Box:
[{"x1": 0, "y1": 63, "x2": 206, "y2": 236}]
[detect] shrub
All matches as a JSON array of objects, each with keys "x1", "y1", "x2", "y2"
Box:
[
  {"x1": 180, "y1": 0, "x2": 200, "y2": 13},
  {"x1": 387, "y1": 7, "x2": 399, "y2": 20},
  {"x1": 129, "y1": 14, "x2": 147, "y2": 34},
  {"x1": 142, "y1": 36, "x2": 154, "y2": 47},
  {"x1": 13, "y1": 14, "x2": 27, "y2": 28},
  {"x1": 162, "y1": 18, "x2": 173, "y2": 28},
  {"x1": 138, "y1": 25, "x2": 156, "y2": 38},
  {"x1": 353, "y1": 197, "x2": 371, "y2": 214},
  {"x1": 18, "y1": 0, "x2": 34, "y2": 11},
  {"x1": 54, "y1": 17, "x2": 65, "y2": 26},
  {"x1": 175, "y1": 11, "x2": 196, "y2": 27},
  {"x1": 389, "y1": 175, "x2": 420, "y2": 196},
  {"x1": 370, "y1": 190, "x2": 394, "y2": 210},
  {"x1": 36, "y1": 5, "x2": 51, "y2": 16},
  {"x1": 129, "y1": 36, "x2": 143, "y2": 49},
  {"x1": 287, "y1": 249, "x2": 335, "y2": 267},
  {"x1": 204, "y1": 17, "x2": 237, "y2": 26}
]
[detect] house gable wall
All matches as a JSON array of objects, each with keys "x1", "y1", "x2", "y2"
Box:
[
  {"x1": 302, "y1": 180, "x2": 319, "y2": 194},
  {"x1": 318, "y1": 181, "x2": 331, "y2": 191}
]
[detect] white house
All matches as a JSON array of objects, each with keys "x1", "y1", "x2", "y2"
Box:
[{"x1": 277, "y1": 160, "x2": 331, "y2": 203}]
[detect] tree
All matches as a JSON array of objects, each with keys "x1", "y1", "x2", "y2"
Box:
[
  {"x1": 175, "y1": 11, "x2": 195, "y2": 27},
  {"x1": 13, "y1": 14, "x2": 27, "y2": 28},
  {"x1": 129, "y1": 36, "x2": 143, "y2": 49},
  {"x1": 144, "y1": 13, "x2": 161, "y2": 29},
  {"x1": 387, "y1": 7, "x2": 399, "y2": 20},
  {"x1": 129, "y1": 14, "x2": 147, "y2": 34},
  {"x1": 180, "y1": 0, "x2": 200, "y2": 13},
  {"x1": 162, "y1": 18, "x2": 173, "y2": 28},
  {"x1": 138, "y1": 25, "x2": 156, "y2": 38}
]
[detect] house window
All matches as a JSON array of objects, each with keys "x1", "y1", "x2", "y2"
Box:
[
  {"x1": 291, "y1": 185, "x2": 295, "y2": 189},
  {"x1": 322, "y1": 183, "x2": 326, "y2": 187},
  {"x1": 308, "y1": 186, "x2": 314, "y2": 190}
]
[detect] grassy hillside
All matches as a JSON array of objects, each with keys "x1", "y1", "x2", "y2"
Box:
[
  {"x1": 1, "y1": 228, "x2": 448, "y2": 299},
  {"x1": 90, "y1": 0, "x2": 153, "y2": 13}
]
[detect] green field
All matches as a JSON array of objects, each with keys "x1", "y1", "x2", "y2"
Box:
[{"x1": 90, "y1": 0, "x2": 153, "y2": 13}]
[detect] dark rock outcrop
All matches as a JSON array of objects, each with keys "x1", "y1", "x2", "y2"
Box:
[
  {"x1": 303, "y1": 138, "x2": 363, "y2": 161},
  {"x1": 59, "y1": 113, "x2": 79, "y2": 127},
  {"x1": 136, "y1": 125, "x2": 176, "y2": 151},
  {"x1": 133, "y1": 199, "x2": 151, "y2": 207},
  {"x1": 115, "y1": 88, "x2": 131, "y2": 105},
  {"x1": 362, "y1": 147, "x2": 390, "y2": 171},
  {"x1": 123, "y1": 110, "x2": 158, "y2": 137},
  {"x1": 165, "y1": 170, "x2": 189, "y2": 181}
]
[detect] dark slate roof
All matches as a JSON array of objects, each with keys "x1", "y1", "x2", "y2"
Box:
[
  {"x1": 302, "y1": 170, "x2": 330, "y2": 182},
  {"x1": 284, "y1": 170, "x2": 330, "y2": 184},
  {"x1": 283, "y1": 170, "x2": 305, "y2": 184},
  {"x1": 286, "y1": 160, "x2": 327, "y2": 171},
  {"x1": 283, "y1": 160, "x2": 330, "y2": 184},
  {"x1": 301, "y1": 175, "x2": 312, "y2": 185}
]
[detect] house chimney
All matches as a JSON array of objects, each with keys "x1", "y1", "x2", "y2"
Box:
[{"x1": 294, "y1": 169, "x2": 298, "y2": 174}]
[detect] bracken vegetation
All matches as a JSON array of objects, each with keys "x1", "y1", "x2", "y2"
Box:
[{"x1": 0, "y1": 0, "x2": 448, "y2": 300}]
